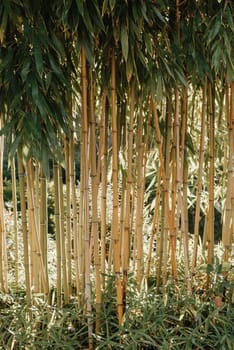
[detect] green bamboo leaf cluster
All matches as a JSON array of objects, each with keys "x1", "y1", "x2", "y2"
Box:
[{"x1": 1, "y1": 0, "x2": 233, "y2": 165}]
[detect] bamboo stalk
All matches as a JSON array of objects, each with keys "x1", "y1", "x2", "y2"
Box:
[
  {"x1": 122, "y1": 83, "x2": 135, "y2": 306},
  {"x1": 181, "y1": 90, "x2": 189, "y2": 243},
  {"x1": 136, "y1": 106, "x2": 149, "y2": 288},
  {"x1": 231, "y1": 83, "x2": 234, "y2": 249},
  {"x1": 223, "y1": 83, "x2": 234, "y2": 262},
  {"x1": 175, "y1": 90, "x2": 192, "y2": 293},
  {"x1": 207, "y1": 83, "x2": 215, "y2": 276},
  {"x1": 70, "y1": 130, "x2": 81, "y2": 299},
  {"x1": 59, "y1": 165, "x2": 69, "y2": 304},
  {"x1": 89, "y1": 67, "x2": 101, "y2": 332},
  {"x1": 152, "y1": 97, "x2": 178, "y2": 281},
  {"x1": 53, "y1": 161, "x2": 62, "y2": 307},
  {"x1": 10, "y1": 157, "x2": 19, "y2": 287},
  {"x1": 35, "y1": 162, "x2": 40, "y2": 246},
  {"x1": 0, "y1": 118, "x2": 8, "y2": 293},
  {"x1": 192, "y1": 80, "x2": 207, "y2": 272},
  {"x1": 27, "y1": 161, "x2": 38, "y2": 292},
  {"x1": 40, "y1": 168, "x2": 49, "y2": 291},
  {"x1": 161, "y1": 97, "x2": 172, "y2": 286},
  {"x1": 17, "y1": 153, "x2": 32, "y2": 305},
  {"x1": 26, "y1": 160, "x2": 49, "y2": 295},
  {"x1": 135, "y1": 109, "x2": 144, "y2": 288},
  {"x1": 111, "y1": 49, "x2": 123, "y2": 325},
  {"x1": 100, "y1": 92, "x2": 108, "y2": 289},
  {"x1": 65, "y1": 137, "x2": 72, "y2": 297},
  {"x1": 81, "y1": 46, "x2": 93, "y2": 349},
  {"x1": 146, "y1": 167, "x2": 162, "y2": 281},
  {"x1": 171, "y1": 93, "x2": 179, "y2": 251},
  {"x1": 34, "y1": 161, "x2": 40, "y2": 291}
]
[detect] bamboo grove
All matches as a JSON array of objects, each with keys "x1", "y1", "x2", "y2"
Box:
[{"x1": 0, "y1": 0, "x2": 234, "y2": 343}]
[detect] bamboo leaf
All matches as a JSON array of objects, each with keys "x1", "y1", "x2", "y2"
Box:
[
  {"x1": 48, "y1": 53, "x2": 66, "y2": 83},
  {"x1": 0, "y1": 48, "x2": 14, "y2": 73},
  {"x1": 9, "y1": 131, "x2": 23, "y2": 158},
  {"x1": 206, "y1": 19, "x2": 221, "y2": 45},
  {"x1": 102, "y1": 0, "x2": 109, "y2": 16},
  {"x1": 82, "y1": 6, "x2": 94, "y2": 33},
  {"x1": 212, "y1": 45, "x2": 221, "y2": 72},
  {"x1": 0, "y1": 7, "x2": 8, "y2": 43},
  {"x1": 90, "y1": 1, "x2": 105, "y2": 31},
  {"x1": 207, "y1": 264, "x2": 214, "y2": 273},
  {"x1": 76, "y1": 0, "x2": 84, "y2": 17},
  {"x1": 152, "y1": 6, "x2": 166, "y2": 24},
  {"x1": 34, "y1": 44, "x2": 43, "y2": 78},
  {"x1": 50, "y1": 32, "x2": 65, "y2": 58},
  {"x1": 31, "y1": 78, "x2": 39, "y2": 106},
  {"x1": 121, "y1": 24, "x2": 129, "y2": 62},
  {"x1": 126, "y1": 55, "x2": 133, "y2": 82},
  {"x1": 45, "y1": 71, "x2": 52, "y2": 90},
  {"x1": 80, "y1": 39, "x2": 94, "y2": 66},
  {"x1": 139, "y1": 1, "x2": 148, "y2": 23},
  {"x1": 156, "y1": 75, "x2": 163, "y2": 103},
  {"x1": 109, "y1": 0, "x2": 116, "y2": 11},
  {"x1": 21, "y1": 60, "x2": 31, "y2": 82}
]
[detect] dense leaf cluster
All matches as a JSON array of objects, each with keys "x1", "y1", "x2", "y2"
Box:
[{"x1": 0, "y1": 0, "x2": 233, "y2": 166}]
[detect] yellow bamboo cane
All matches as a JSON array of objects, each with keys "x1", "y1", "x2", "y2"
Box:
[
  {"x1": 207, "y1": 83, "x2": 215, "y2": 284},
  {"x1": 70, "y1": 130, "x2": 81, "y2": 299},
  {"x1": 0, "y1": 118, "x2": 8, "y2": 293},
  {"x1": 111, "y1": 49, "x2": 123, "y2": 325},
  {"x1": 81, "y1": 46, "x2": 93, "y2": 349},
  {"x1": 88, "y1": 67, "x2": 101, "y2": 332},
  {"x1": 40, "y1": 168, "x2": 49, "y2": 291},
  {"x1": 26, "y1": 160, "x2": 49, "y2": 295},
  {"x1": 223, "y1": 83, "x2": 234, "y2": 262},
  {"x1": 65, "y1": 137, "x2": 72, "y2": 297},
  {"x1": 11, "y1": 158, "x2": 19, "y2": 287},
  {"x1": 17, "y1": 153, "x2": 32, "y2": 305},
  {"x1": 152, "y1": 97, "x2": 178, "y2": 281},
  {"x1": 174, "y1": 90, "x2": 192, "y2": 293},
  {"x1": 100, "y1": 91, "x2": 108, "y2": 289},
  {"x1": 146, "y1": 167, "x2": 162, "y2": 282},
  {"x1": 59, "y1": 165, "x2": 69, "y2": 304},
  {"x1": 192, "y1": 80, "x2": 207, "y2": 272},
  {"x1": 53, "y1": 161, "x2": 62, "y2": 307},
  {"x1": 122, "y1": 83, "x2": 135, "y2": 306}
]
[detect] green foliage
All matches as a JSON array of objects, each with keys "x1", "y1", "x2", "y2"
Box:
[
  {"x1": 205, "y1": 4, "x2": 234, "y2": 83},
  {"x1": 0, "y1": 295, "x2": 88, "y2": 349},
  {"x1": 1, "y1": 258, "x2": 234, "y2": 349},
  {"x1": 0, "y1": 1, "x2": 71, "y2": 174}
]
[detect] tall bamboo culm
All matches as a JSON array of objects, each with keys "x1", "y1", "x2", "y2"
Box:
[
  {"x1": 122, "y1": 83, "x2": 135, "y2": 305},
  {"x1": 59, "y1": 165, "x2": 69, "y2": 304},
  {"x1": 53, "y1": 161, "x2": 62, "y2": 307},
  {"x1": 135, "y1": 108, "x2": 144, "y2": 288},
  {"x1": 192, "y1": 80, "x2": 207, "y2": 272},
  {"x1": 223, "y1": 82, "x2": 234, "y2": 262},
  {"x1": 0, "y1": 117, "x2": 8, "y2": 293},
  {"x1": 207, "y1": 83, "x2": 215, "y2": 285},
  {"x1": 65, "y1": 137, "x2": 72, "y2": 297},
  {"x1": 111, "y1": 49, "x2": 123, "y2": 325},
  {"x1": 17, "y1": 153, "x2": 32, "y2": 305},
  {"x1": 11, "y1": 157, "x2": 19, "y2": 287},
  {"x1": 175, "y1": 90, "x2": 191, "y2": 293},
  {"x1": 100, "y1": 91, "x2": 108, "y2": 290},
  {"x1": 69, "y1": 130, "x2": 80, "y2": 300},
  {"x1": 152, "y1": 97, "x2": 178, "y2": 282},
  {"x1": 26, "y1": 160, "x2": 48, "y2": 295},
  {"x1": 39, "y1": 168, "x2": 49, "y2": 292},
  {"x1": 81, "y1": 46, "x2": 93, "y2": 349},
  {"x1": 88, "y1": 67, "x2": 101, "y2": 332}
]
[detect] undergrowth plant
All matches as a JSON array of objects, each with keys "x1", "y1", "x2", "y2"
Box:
[{"x1": 1, "y1": 269, "x2": 234, "y2": 350}]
